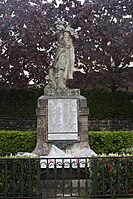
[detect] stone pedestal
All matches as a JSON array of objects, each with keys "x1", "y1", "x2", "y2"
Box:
[{"x1": 33, "y1": 89, "x2": 89, "y2": 156}]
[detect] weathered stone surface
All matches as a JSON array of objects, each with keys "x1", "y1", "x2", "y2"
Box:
[
  {"x1": 33, "y1": 93, "x2": 90, "y2": 156},
  {"x1": 44, "y1": 87, "x2": 80, "y2": 97}
]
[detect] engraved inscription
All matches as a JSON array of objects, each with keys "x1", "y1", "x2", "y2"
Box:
[{"x1": 48, "y1": 99, "x2": 78, "y2": 138}]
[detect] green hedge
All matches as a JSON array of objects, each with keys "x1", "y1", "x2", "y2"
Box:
[
  {"x1": 0, "y1": 131, "x2": 36, "y2": 156},
  {"x1": 0, "y1": 131, "x2": 133, "y2": 156},
  {"x1": 81, "y1": 89, "x2": 133, "y2": 119},
  {"x1": 0, "y1": 88, "x2": 133, "y2": 119},
  {"x1": 0, "y1": 88, "x2": 43, "y2": 119},
  {"x1": 89, "y1": 131, "x2": 133, "y2": 154}
]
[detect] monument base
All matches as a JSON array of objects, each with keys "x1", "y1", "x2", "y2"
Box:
[{"x1": 33, "y1": 89, "x2": 90, "y2": 156}]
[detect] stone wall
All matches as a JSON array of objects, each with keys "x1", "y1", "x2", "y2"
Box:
[
  {"x1": 0, "y1": 118, "x2": 133, "y2": 131},
  {"x1": 88, "y1": 119, "x2": 133, "y2": 131},
  {"x1": 0, "y1": 118, "x2": 36, "y2": 131}
]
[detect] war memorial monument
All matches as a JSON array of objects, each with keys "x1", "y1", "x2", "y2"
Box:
[{"x1": 33, "y1": 20, "x2": 95, "y2": 157}]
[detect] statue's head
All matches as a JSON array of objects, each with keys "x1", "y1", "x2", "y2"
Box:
[
  {"x1": 55, "y1": 19, "x2": 65, "y2": 25},
  {"x1": 55, "y1": 19, "x2": 66, "y2": 31}
]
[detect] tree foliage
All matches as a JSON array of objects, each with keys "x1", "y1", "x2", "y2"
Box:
[
  {"x1": 0, "y1": 0, "x2": 132, "y2": 89},
  {"x1": 75, "y1": 0, "x2": 133, "y2": 91}
]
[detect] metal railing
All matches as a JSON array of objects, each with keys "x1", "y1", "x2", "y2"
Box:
[{"x1": 0, "y1": 156, "x2": 132, "y2": 198}]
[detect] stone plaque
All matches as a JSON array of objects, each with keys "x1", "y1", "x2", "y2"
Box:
[
  {"x1": 48, "y1": 133, "x2": 78, "y2": 141},
  {"x1": 48, "y1": 99, "x2": 78, "y2": 140}
]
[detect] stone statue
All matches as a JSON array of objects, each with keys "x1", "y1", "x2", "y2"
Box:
[{"x1": 45, "y1": 20, "x2": 78, "y2": 94}]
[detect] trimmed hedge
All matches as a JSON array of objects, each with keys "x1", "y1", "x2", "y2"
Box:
[
  {"x1": 0, "y1": 131, "x2": 36, "y2": 156},
  {"x1": 0, "y1": 88, "x2": 133, "y2": 119},
  {"x1": 81, "y1": 89, "x2": 133, "y2": 119},
  {"x1": 89, "y1": 131, "x2": 133, "y2": 154},
  {"x1": 0, "y1": 130, "x2": 133, "y2": 156},
  {"x1": 0, "y1": 88, "x2": 43, "y2": 119}
]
